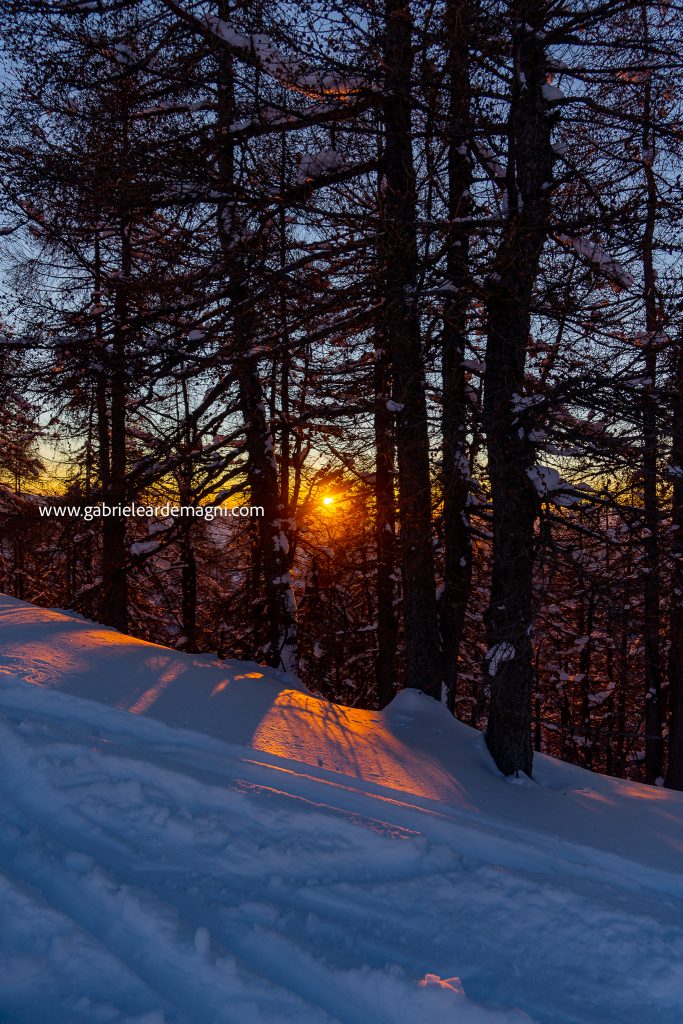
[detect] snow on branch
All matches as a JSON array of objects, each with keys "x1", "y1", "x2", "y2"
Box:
[
  {"x1": 541, "y1": 83, "x2": 566, "y2": 102},
  {"x1": 554, "y1": 234, "x2": 634, "y2": 292},
  {"x1": 134, "y1": 100, "x2": 217, "y2": 119},
  {"x1": 472, "y1": 140, "x2": 505, "y2": 181},
  {"x1": 485, "y1": 642, "x2": 516, "y2": 677},
  {"x1": 527, "y1": 464, "x2": 593, "y2": 508},
  {"x1": 204, "y1": 16, "x2": 368, "y2": 99},
  {"x1": 297, "y1": 148, "x2": 347, "y2": 181}
]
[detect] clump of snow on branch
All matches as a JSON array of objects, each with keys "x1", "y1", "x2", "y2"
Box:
[
  {"x1": 297, "y1": 148, "x2": 347, "y2": 181},
  {"x1": 542, "y1": 83, "x2": 565, "y2": 102},
  {"x1": 486, "y1": 642, "x2": 516, "y2": 677},
  {"x1": 527, "y1": 464, "x2": 592, "y2": 507},
  {"x1": 473, "y1": 140, "x2": 505, "y2": 181},
  {"x1": 130, "y1": 539, "x2": 160, "y2": 556},
  {"x1": 205, "y1": 17, "x2": 367, "y2": 98},
  {"x1": 555, "y1": 234, "x2": 635, "y2": 291}
]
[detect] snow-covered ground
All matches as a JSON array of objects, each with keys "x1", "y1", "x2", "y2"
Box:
[{"x1": 1, "y1": 595, "x2": 682, "y2": 1024}]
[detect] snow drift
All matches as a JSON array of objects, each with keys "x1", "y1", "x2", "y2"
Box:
[{"x1": 1, "y1": 594, "x2": 682, "y2": 1024}]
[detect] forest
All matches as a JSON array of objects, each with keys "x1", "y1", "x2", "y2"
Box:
[{"x1": 0, "y1": 0, "x2": 682, "y2": 787}]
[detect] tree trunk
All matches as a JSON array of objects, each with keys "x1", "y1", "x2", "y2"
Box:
[
  {"x1": 94, "y1": 225, "x2": 127, "y2": 633},
  {"x1": 93, "y1": 233, "x2": 110, "y2": 493},
  {"x1": 178, "y1": 378, "x2": 198, "y2": 653},
  {"x1": 215, "y1": 11, "x2": 297, "y2": 672},
  {"x1": 483, "y1": 5, "x2": 555, "y2": 777},
  {"x1": 440, "y1": 0, "x2": 473, "y2": 710},
  {"x1": 374, "y1": 333, "x2": 398, "y2": 707},
  {"x1": 180, "y1": 524, "x2": 198, "y2": 652},
  {"x1": 667, "y1": 335, "x2": 683, "y2": 788},
  {"x1": 639, "y1": 21, "x2": 663, "y2": 783},
  {"x1": 100, "y1": 226, "x2": 129, "y2": 634},
  {"x1": 379, "y1": 0, "x2": 442, "y2": 698}
]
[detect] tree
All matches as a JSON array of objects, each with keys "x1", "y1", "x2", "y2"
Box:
[
  {"x1": 483, "y1": 2, "x2": 557, "y2": 777},
  {"x1": 378, "y1": 0, "x2": 442, "y2": 698}
]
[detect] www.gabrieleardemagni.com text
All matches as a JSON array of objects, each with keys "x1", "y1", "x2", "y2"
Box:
[{"x1": 38, "y1": 503, "x2": 263, "y2": 523}]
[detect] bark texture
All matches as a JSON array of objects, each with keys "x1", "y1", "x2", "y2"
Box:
[
  {"x1": 667, "y1": 337, "x2": 683, "y2": 788},
  {"x1": 215, "y1": 14, "x2": 298, "y2": 672},
  {"x1": 483, "y1": 5, "x2": 555, "y2": 776},
  {"x1": 440, "y1": 0, "x2": 474, "y2": 710},
  {"x1": 379, "y1": 0, "x2": 442, "y2": 698}
]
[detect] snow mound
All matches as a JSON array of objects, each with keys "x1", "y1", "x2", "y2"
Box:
[{"x1": 1, "y1": 594, "x2": 683, "y2": 1023}]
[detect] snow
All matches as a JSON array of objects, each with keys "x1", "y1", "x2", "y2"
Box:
[
  {"x1": 555, "y1": 234, "x2": 635, "y2": 291},
  {"x1": 473, "y1": 141, "x2": 505, "y2": 181},
  {"x1": 130, "y1": 540, "x2": 160, "y2": 556},
  {"x1": 527, "y1": 465, "x2": 587, "y2": 507},
  {"x1": 462, "y1": 358, "x2": 486, "y2": 374},
  {"x1": 2, "y1": 594, "x2": 683, "y2": 1023},
  {"x1": 511, "y1": 393, "x2": 545, "y2": 415},
  {"x1": 541, "y1": 83, "x2": 565, "y2": 102},
  {"x1": 204, "y1": 18, "x2": 366, "y2": 99},
  {"x1": 297, "y1": 149, "x2": 346, "y2": 182},
  {"x1": 485, "y1": 642, "x2": 516, "y2": 677},
  {"x1": 527, "y1": 464, "x2": 563, "y2": 494}
]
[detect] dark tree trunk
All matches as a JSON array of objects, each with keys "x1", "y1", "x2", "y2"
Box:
[
  {"x1": 12, "y1": 538, "x2": 25, "y2": 600},
  {"x1": 639, "y1": 30, "x2": 663, "y2": 783},
  {"x1": 379, "y1": 0, "x2": 442, "y2": 698},
  {"x1": 667, "y1": 336, "x2": 683, "y2": 788},
  {"x1": 579, "y1": 591, "x2": 594, "y2": 771},
  {"x1": 178, "y1": 379, "x2": 198, "y2": 653},
  {"x1": 100, "y1": 227, "x2": 129, "y2": 635},
  {"x1": 440, "y1": 0, "x2": 473, "y2": 710},
  {"x1": 93, "y1": 234, "x2": 110, "y2": 493},
  {"x1": 180, "y1": 525, "x2": 198, "y2": 652},
  {"x1": 215, "y1": 13, "x2": 297, "y2": 672},
  {"x1": 93, "y1": 225, "x2": 127, "y2": 633},
  {"x1": 374, "y1": 335, "x2": 398, "y2": 707},
  {"x1": 95, "y1": 374, "x2": 110, "y2": 492},
  {"x1": 236, "y1": 357, "x2": 297, "y2": 672},
  {"x1": 483, "y1": 5, "x2": 555, "y2": 777}
]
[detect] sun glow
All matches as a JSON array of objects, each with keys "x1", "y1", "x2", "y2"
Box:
[{"x1": 322, "y1": 495, "x2": 335, "y2": 506}]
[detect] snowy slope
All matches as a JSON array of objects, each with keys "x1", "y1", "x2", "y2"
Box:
[{"x1": 1, "y1": 595, "x2": 683, "y2": 1024}]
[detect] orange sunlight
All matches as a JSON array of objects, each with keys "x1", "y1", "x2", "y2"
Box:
[
  {"x1": 211, "y1": 671, "x2": 264, "y2": 697},
  {"x1": 618, "y1": 782, "x2": 673, "y2": 801},
  {"x1": 250, "y1": 689, "x2": 475, "y2": 807},
  {"x1": 125, "y1": 662, "x2": 187, "y2": 714}
]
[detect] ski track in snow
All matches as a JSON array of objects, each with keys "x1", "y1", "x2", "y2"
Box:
[{"x1": 1, "y1": 596, "x2": 683, "y2": 1023}]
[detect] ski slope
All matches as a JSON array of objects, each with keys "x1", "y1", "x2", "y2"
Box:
[{"x1": 0, "y1": 594, "x2": 682, "y2": 1024}]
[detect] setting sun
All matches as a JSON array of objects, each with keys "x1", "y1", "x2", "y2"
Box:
[{"x1": 323, "y1": 495, "x2": 335, "y2": 506}]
